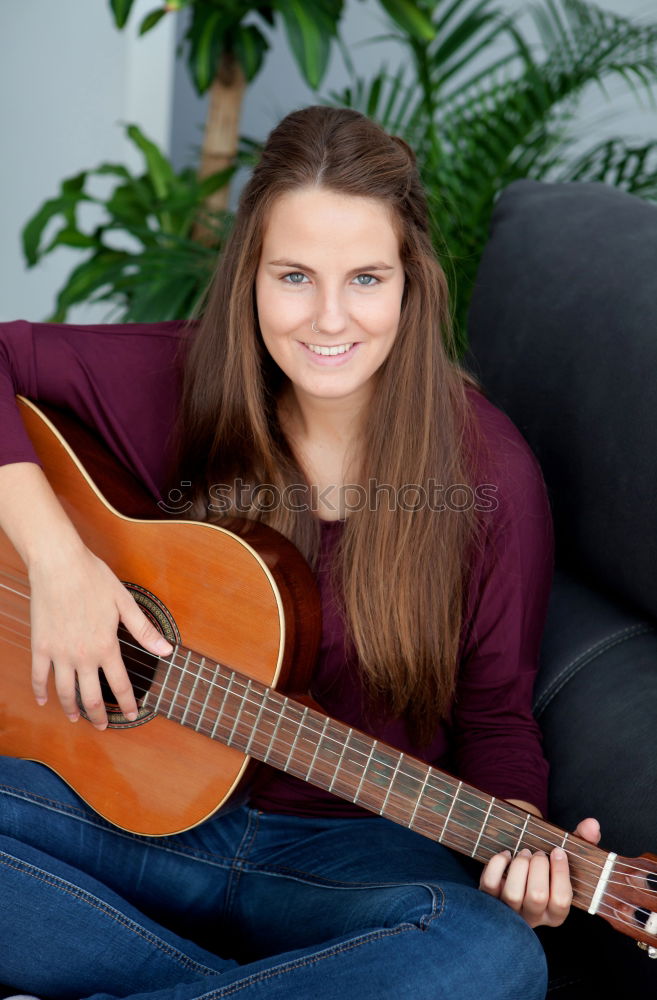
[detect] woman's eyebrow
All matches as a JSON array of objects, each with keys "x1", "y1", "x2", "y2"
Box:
[{"x1": 267, "y1": 259, "x2": 394, "y2": 275}]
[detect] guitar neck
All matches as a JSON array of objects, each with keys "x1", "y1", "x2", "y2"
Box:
[{"x1": 141, "y1": 646, "x2": 610, "y2": 916}]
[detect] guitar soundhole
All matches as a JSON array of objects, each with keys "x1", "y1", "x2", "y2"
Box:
[
  {"x1": 76, "y1": 583, "x2": 180, "y2": 727},
  {"x1": 96, "y1": 623, "x2": 158, "y2": 714}
]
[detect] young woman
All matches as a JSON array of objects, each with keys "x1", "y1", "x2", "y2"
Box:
[{"x1": 0, "y1": 105, "x2": 599, "y2": 999}]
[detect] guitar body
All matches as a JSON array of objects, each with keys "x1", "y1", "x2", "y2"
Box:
[
  {"x1": 0, "y1": 397, "x2": 322, "y2": 835},
  {"x1": 2, "y1": 400, "x2": 657, "y2": 955}
]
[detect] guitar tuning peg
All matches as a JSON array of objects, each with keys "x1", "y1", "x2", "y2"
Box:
[{"x1": 638, "y1": 911, "x2": 657, "y2": 956}]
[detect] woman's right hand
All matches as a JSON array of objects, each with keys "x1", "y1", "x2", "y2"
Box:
[{"x1": 28, "y1": 542, "x2": 173, "y2": 730}]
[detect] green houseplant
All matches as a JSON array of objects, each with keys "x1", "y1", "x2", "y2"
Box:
[
  {"x1": 21, "y1": 0, "x2": 437, "y2": 322},
  {"x1": 110, "y1": 0, "x2": 437, "y2": 233},
  {"x1": 23, "y1": 0, "x2": 657, "y2": 355}
]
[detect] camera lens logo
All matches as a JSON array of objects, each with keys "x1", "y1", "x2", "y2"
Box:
[{"x1": 157, "y1": 482, "x2": 193, "y2": 515}]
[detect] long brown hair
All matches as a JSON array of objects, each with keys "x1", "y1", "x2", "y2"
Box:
[{"x1": 169, "y1": 105, "x2": 488, "y2": 747}]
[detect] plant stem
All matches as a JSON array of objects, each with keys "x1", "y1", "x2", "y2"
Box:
[{"x1": 192, "y1": 49, "x2": 247, "y2": 245}]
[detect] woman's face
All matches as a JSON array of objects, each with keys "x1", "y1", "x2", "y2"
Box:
[{"x1": 255, "y1": 187, "x2": 406, "y2": 412}]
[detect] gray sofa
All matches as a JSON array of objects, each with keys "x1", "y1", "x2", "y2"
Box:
[{"x1": 465, "y1": 178, "x2": 657, "y2": 996}]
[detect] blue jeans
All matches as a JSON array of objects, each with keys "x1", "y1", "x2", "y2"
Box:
[{"x1": 0, "y1": 757, "x2": 547, "y2": 999}]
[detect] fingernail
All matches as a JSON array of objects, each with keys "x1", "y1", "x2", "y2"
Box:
[
  {"x1": 67, "y1": 713, "x2": 79, "y2": 723},
  {"x1": 126, "y1": 710, "x2": 138, "y2": 722},
  {"x1": 35, "y1": 697, "x2": 47, "y2": 706},
  {"x1": 552, "y1": 847, "x2": 566, "y2": 861},
  {"x1": 519, "y1": 848, "x2": 532, "y2": 857},
  {"x1": 155, "y1": 638, "x2": 173, "y2": 655}
]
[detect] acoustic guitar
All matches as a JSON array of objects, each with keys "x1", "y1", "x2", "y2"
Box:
[{"x1": 0, "y1": 396, "x2": 656, "y2": 956}]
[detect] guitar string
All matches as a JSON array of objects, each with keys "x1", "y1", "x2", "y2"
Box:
[
  {"x1": 0, "y1": 585, "x2": 636, "y2": 888},
  {"x1": 1, "y1": 631, "x2": 653, "y2": 945},
  {"x1": 0, "y1": 588, "x2": 621, "y2": 876},
  {"x1": 0, "y1": 621, "x2": 654, "y2": 929},
  {"x1": 0, "y1": 612, "x2": 654, "y2": 936},
  {"x1": 0, "y1": 589, "x2": 654, "y2": 899},
  {"x1": 0, "y1": 589, "x2": 655, "y2": 905},
  {"x1": 0, "y1": 586, "x2": 653, "y2": 906}
]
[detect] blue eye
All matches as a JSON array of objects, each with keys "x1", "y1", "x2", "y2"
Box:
[{"x1": 281, "y1": 272, "x2": 379, "y2": 286}]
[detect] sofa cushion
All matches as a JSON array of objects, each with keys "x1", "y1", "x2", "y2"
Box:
[{"x1": 465, "y1": 178, "x2": 657, "y2": 624}]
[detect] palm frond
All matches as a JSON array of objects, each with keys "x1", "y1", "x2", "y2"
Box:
[{"x1": 557, "y1": 137, "x2": 657, "y2": 199}]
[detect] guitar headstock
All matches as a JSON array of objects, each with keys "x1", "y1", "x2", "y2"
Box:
[{"x1": 600, "y1": 852, "x2": 657, "y2": 956}]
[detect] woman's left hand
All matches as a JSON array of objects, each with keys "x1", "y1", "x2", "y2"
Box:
[{"x1": 478, "y1": 817, "x2": 601, "y2": 928}]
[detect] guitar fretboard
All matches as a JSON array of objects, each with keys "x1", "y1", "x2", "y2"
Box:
[{"x1": 140, "y1": 645, "x2": 608, "y2": 911}]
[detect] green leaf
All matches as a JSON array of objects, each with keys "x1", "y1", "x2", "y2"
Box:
[
  {"x1": 278, "y1": 0, "x2": 338, "y2": 90},
  {"x1": 105, "y1": 183, "x2": 153, "y2": 232},
  {"x1": 431, "y1": 6, "x2": 511, "y2": 88},
  {"x1": 197, "y1": 165, "x2": 238, "y2": 199},
  {"x1": 110, "y1": 0, "x2": 137, "y2": 30},
  {"x1": 122, "y1": 273, "x2": 197, "y2": 322},
  {"x1": 48, "y1": 251, "x2": 129, "y2": 321},
  {"x1": 21, "y1": 189, "x2": 93, "y2": 266},
  {"x1": 44, "y1": 227, "x2": 100, "y2": 254},
  {"x1": 125, "y1": 124, "x2": 176, "y2": 200},
  {"x1": 59, "y1": 172, "x2": 91, "y2": 228},
  {"x1": 61, "y1": 171, "x2": 88, "y2": 195},
  {"x1": 189, "y1": 9, "x2": 225, "y2": 93},
  {"x1": 377, "y1": 0, "x2": 437, "y2": 43},
  {"x1": 233, "y1": 23, "x2": 269, "y2": 83},
  {"x1": 93, "y1": 163, "x2": 134, "y2": 181},
  {"x1": 139, "y1": 8, "x2": 168, "y2": 36}
]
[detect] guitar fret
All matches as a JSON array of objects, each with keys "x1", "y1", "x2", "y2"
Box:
[
  {"x1": 439, "y1": 780, "x2": 462, "y2": 843},
  {"x1": 263, "y1": 697, "x2": 289, "y2": 764},
  {"x1": 133, "y1": 647, "x2": 621, "y2": 921},
  {"x1": 167, "y1": 649, "x2": 192, "y2": 719},
  {"x1": 211, "y1": 673, "x2": 234, "y2": 739},
  {"x1": 227, "y1": 678, "x2": 251, "y2": 746},
  {"x1": 514, "y1": 812, "x2": 530, "y2": 856},
  {"x1": 153, "y1": 653, "x2": 177, "y2": 714},
  {"x1": 288, "y1": 710, "x2": 324, "y2": 777},
  {"x1": 244, "y1": 688, "x2": 268, "y2": 755},
  {"x1": 180, "y1": 653, "x2": 202, "y2": 727},
  {"x1": 471, "y1": 797, "x2": 495, "y2": 858},
  {"x1": 328, "y1": 727, "x2": 353, "y2": 793},
  {"x1": 408, "y1": 767, "x2": 430, "y2": 829},
  {"x1": 284, "y1": 706, "x2": 308, "y2": 771},
  {"x1": 194, "y1": 657, "x2": 212, "y2": 732},
  {"x1": 305, "y1": 716, "x2": 330, "y2": 781},
  {"x1": 379, "y1": 753, "x2": 404, "y2": 815},
  {"x1": 354, "y1": 741, "x2": 376, "y2": 804}
]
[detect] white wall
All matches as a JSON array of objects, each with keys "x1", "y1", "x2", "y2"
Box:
[{"x1": 0, "y1": 0, "x2": 176, "y2": 323}]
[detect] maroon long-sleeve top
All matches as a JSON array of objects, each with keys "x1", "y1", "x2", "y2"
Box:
[{"x1": 0, "y1": 319, "x2": 553, "y2": 817}]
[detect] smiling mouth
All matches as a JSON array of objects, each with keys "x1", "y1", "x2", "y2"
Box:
[{"x1": 302, "y1": 342, "x2": 357, "y2": 356}]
